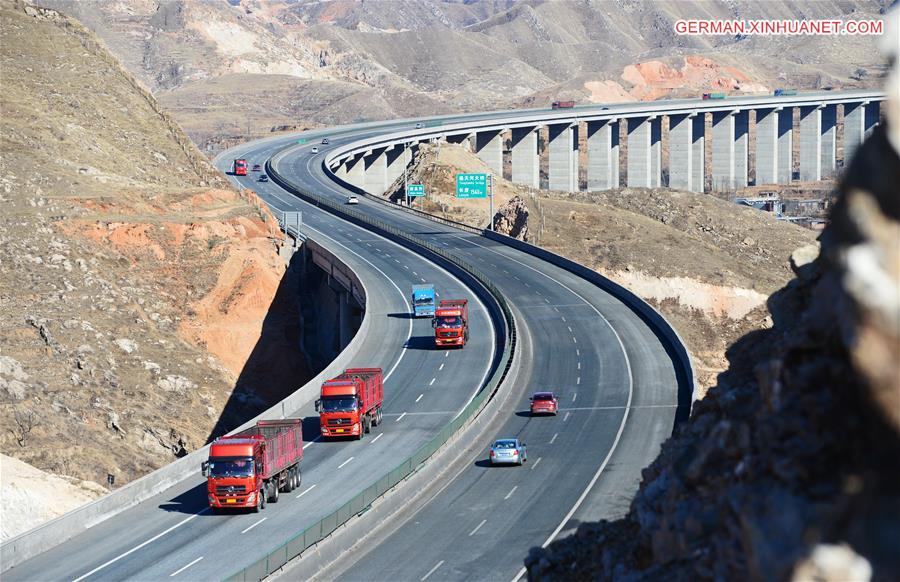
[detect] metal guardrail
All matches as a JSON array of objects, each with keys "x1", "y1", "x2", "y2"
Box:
[{"x1": 221, "y1": 160, "x2": 517, "y2": 582}]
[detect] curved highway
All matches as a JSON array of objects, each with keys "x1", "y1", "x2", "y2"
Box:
[
  {"x1": 4, "y1": 101, "x2": 692, "y2": 581},
  {"x1": 266, "y1": 134, "x2": 681, "y2": 581},
  {"x1": 3, "y1": 142, "x2": 500, "y2": 580}
]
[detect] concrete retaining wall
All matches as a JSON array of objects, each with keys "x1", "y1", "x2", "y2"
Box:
[{"x1": 0, "y1": 240, "x2": 373, "y2": 571}]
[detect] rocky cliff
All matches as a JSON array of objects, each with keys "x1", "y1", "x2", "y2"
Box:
[{"x1": 0, "y1": 0, "x2": 308, "y2": 521}]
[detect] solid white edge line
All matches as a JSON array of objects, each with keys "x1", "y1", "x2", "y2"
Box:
[
  {"x1": 241, "y1": 518, "x2": 266, "y2": 535},
  {"x1": 72, "y1": 509, "x2": 209, "y2": 582},
  {"x1": 169, "y1": 556, "x2": 203, "y2": 577}
]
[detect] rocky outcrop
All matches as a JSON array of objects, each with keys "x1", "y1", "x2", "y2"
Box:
[
  {"x1": 525, "y1": 29, "x2": 900, "y2": 581},
  {"x1": 492, "y1": 196, "x2": 530, "y2": 241}
]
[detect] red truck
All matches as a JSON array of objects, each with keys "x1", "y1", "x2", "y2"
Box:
[
  {"x1": 432, "y1": 299, "x2": 469, "y2": 348},
  {"x1": 202, "y1": 419, "x2": 303, "y2": 512},
  {"x1": 552, "y1": 100, "x2": 575, "y2": 109},
  {"x1": 316, "y1": 368, "x2": 384, "y2": 440},
  {"x1": 233, "y1": 158, "x2": 248, "y2": 176}
]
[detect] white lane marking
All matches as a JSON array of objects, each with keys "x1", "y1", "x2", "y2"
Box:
[
  {"x1": 365, "y1": 242, "x2": 372, "y2": 247},
  {"x1": 504, "y1": 485, "x2": 518, "y2": 500},
  {"x1": 577, "y1": 362, "x2": 581, "y2": 370},
  {"x1": 572, "y1": 393, "x2": 578, "y2": 402},
  {"x1": 524, "y1": 282, "x2": 530, "y2": 287},
  {"x1": 550, "y1": 433, "x2": 558, "y2": 444},
  {"x1": 338, "y1": 457, "x2": 355, "y2": 469},
  {"x1": 535, "y1": 291, "x2": 542, "y2": 296},
  {"x1": 241, "y1": 518, "x2": 266, "y2": 534},
  {"x1": 469, "y1": 519, "x2": 487, "y2": 536},
  {"x1": 404, "y1": 265, "x2": 410, "y2": 270},
  {"x1": 371, "y1": 433, "x2": 383, "y2": 444},
  {"x1": 567, "y1": 326, "x2": 573, "y2": 332},
  {"x1": 577, "y1": 377, "x2": 581, "y2": 385},
  {"x1": 356, "y1": 237, "x2": 362, "y2": 242},
  {"x1": 420, "y1": 278, "x2": 426, "y2": 283},
  {"x1": 72, "y1": 509, "x2": 210, "y2": 582},
  {"x1": 439, "y1": 363, "x2": 444, "y2": 371},
  {"x1": 421, "y1": 560, "x2": 445, "y2": 581},
  {"x1": 412, "y1": 271, "x2": 418, "y2": 276},
  {"x1": 302, "y1": 436, "x2": 321, "y2": 450},
  {"x1": 395, "y1": 412, "x2": 408, "y2": 423},
  {"x1": 514, "y1": 276, "x2": 520, "y2": 280},
  {"x1": 429, "y1": 378, "x2": 436, "y2": 386},
  {"x1": 394, "y1": 259, "x2": 400, "y2": 263},
  {"x1": 416, "y1": 393, "x2": 423, "y2": 403},
  {"x1": 563, "y1": 411, "x2": 571, "y2": 422},
  {"x1": 296, "y1": 484, "x2": 317, "y2": 499},
  {"x1": 169, "y1": 557, "x2": 203, "y2": 577},
  {"x1": 554, "y1": 306, "x2": 559, "y2": 312},
  {"x1": 445, "y1": 351, "x2": 449, "y2": 357},
  {"x1": 576, "y1": 349, "x2": 580, "y2": 356},
  {"x1": 545, "y1": 298, "x2": 550, "y2": 303},
  {"x1": 530, "y1": 457, "x2": 542, "y2": 471},
  {"x1": 451, "y1": 235, "x2": 636, "y2": 582},
  {"x1": 561, "y1": 316, "x2": 566, "y2": 322}
]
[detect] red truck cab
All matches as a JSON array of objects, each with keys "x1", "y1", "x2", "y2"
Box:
[
  {"x1": 203, "y1": 419, "x2": 303, "y2": 512},
  {"x1": 317, "y1": 368, "x2": 384, "y2": 440},
  {"x1": 433, "y1": 299, "x2": 469, "y2": 348},
  {"x1": 233, "y1": 158, "x2": 248, "y2": 176}
]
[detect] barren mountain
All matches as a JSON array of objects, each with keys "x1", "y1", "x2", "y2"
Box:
[
  {"x1": 0, "y1": 0, "x2": 308, "y2": 524},
  {"x1": 38, "y1": 0, "x2": 887, "y2": 148}
]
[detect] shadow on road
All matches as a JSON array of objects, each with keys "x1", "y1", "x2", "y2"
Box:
[
  {"x1": 404, "y1": 335, "x2": 437, "y2": 350},
  {"x1": 387, "y1": 312, "x2": 417, "y2": 319},
  {"x1": 158, "y1": 482, "x2": 209, "y2": 515}
]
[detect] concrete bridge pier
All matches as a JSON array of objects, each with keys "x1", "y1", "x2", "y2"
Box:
[
  {"x1": 821, "y1": 104, "x2": 837, "y2": 178},
  {"x1": 668, "y1": 113, "x2": 706, "y2": 192},
  {"x1": 385, "y1": 144, "x2": 409, "y2": 187},
  {"x1": 756, "y1": 108, "x2": 778, "y2": 185},
  {"x1": 799, "y1": 106, "x2": 822, "y2": 182},
  {"x1": 475, "y1": 129, "x2": 504, "y2": 176},
  {"x1": 626, "y1": 116, "x2": 660, "y2": 188},
  {"x1": 711, "y1": 111, "x2": 748, "y2": 190},
  {"x1": 510, "y1": 127, "x2": 539, "y2": 188},
  {"x1": 586, "y1": 119, "x2": 619, "y2": 191},
  {"x1": 548, "y1": 123, "x2": 579, "y2": 192},
  {"x1": 345, "y1": 153, "x2": 366, "y2": 190},
  {"x1": 776, "y1": 107, "x2": 793, "y2": 183},
  {"x1": 363, "y1": 148, "x2": 388, "y2": 194}
]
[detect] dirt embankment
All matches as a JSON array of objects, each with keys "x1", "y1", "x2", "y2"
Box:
[
  {"x1": 0, "y1": 0, "x2": 309, "y2": 532},
  {"x1": 384, "y1": 142, "x2": 817, "y2": 397}
]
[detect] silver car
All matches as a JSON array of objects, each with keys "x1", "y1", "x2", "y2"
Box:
[{"x1": 490, "y1": 438, "x2": 527, "y2": 466}]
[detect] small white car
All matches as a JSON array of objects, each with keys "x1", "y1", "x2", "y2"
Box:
[
  {"x1": 347, "y1": 196, "x2": 359, "y2": 205},
  {"x1": 311, "y1": 146, "x2": 319, "y2": 154}
]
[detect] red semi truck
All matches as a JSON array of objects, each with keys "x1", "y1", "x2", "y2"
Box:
[
  {"x1": 433, "y1": 299, "x2": 469, "y2": 348},
  {"x1": 233, "y1": 158, "x2": 248, "y2": 176},
  {"x1": 202, "y1": 419, "x2": 303, "y2": 512},
  {"x1": 316, "y1": 368, "x2": 384, "y2": 440},
  {"x1": 552, "y1": 100, "x2": 575, "y2": 109}
]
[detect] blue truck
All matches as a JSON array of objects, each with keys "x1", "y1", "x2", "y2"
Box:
[{"x1": 411, "y1": 284, "x2": 436, "y2": 317}]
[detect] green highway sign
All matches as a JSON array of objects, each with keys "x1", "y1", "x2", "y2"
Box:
[
  {"x1": 456, "y1": 173, "x2": 488, "y2": 199},
  {"x1": 407, "y1": 184, "x2": 425, "y2": 197}
]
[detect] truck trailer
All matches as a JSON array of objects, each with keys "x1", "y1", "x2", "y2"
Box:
[
  {"x1": 552, "y1": 100, "x2": 575, "y2": 109},
  {"x1": 317, "y1": 368, "x2": 384, "y2": 439},
  {"x1": 202, "y1": 419, "x2": 303, "y2": 512},
  {"x1": 433, "y1": 299, "x2": 469, "y2": 348},
  {"x1": 412, "y1": 284, "x2": 436, "y2": 317}
]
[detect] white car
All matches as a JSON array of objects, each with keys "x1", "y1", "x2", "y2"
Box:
[
  {"x1": 347, "y1": 195, "x2": 359, "y2": 205},
  {"x1": 311, "y1": 146, "x2": 319, "y2": 154}
]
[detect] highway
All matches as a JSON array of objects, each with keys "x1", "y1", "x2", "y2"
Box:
[
  {"x1": 3, "y1": 137, "x2": 500, "y2": 581},
  {"x1": 267, "y1": 134, "x2": 682, "y2": 581},
  {"x1": 4, "y1": 108, "x2": 687, "y2": 580}
]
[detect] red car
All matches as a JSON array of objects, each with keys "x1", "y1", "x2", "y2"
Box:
[{"x1": 530, "y1": 391, "x2": 558, "y2": 415}]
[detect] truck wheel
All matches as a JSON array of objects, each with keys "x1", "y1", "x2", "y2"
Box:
[
  {"x1": 270, "y1": 480, "x2": 279, "y2": 503},
  {"x1": 290, "y1": 467, "x2": 298, "y2": 491},
  {"x1": 297, "y1": 468, "x2": 302, "y2": 486}
]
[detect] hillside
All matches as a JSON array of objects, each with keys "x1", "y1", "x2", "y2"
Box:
[
  {"x1": 0, "y1": 0, "x2": 309, "y2": 529},
  {"x1": 383, "y1": 142, "x2": 818, "y2": 396},
  {"x1": 38, "y1": 0, "x2": 887, "y2": 149}
]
